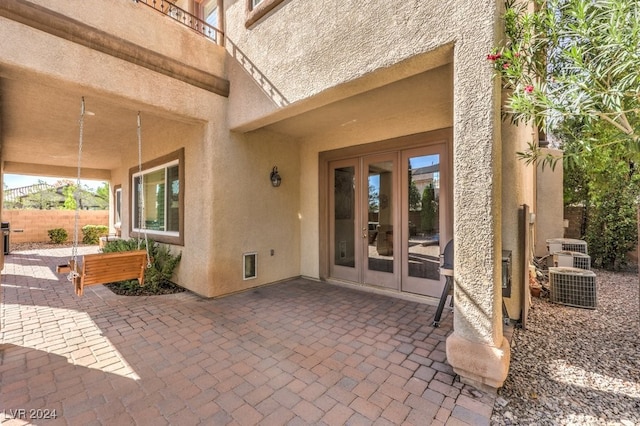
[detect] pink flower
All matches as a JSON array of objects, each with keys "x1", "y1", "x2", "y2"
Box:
[
  {"x1": 503, "y1": 63, "x2": 510, "y2": 69},
  {"x1": 514, "y1": 52, "x2": 521, "y2": 58},
  {"x1": 486, "y1": 53, "x2": 502, "y2": 61},
  {"x1": 524, "y1": 85, "x2": 534, "y2": 93}
]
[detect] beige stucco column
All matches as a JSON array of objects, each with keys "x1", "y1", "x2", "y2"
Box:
[{"x1": 445, "y1": 2, "x2": 510, "y2": 391}]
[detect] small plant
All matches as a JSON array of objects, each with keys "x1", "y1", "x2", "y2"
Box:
[
  {"x1": 82, "y1": 225, "x2": 109, "y2": 245},
  {"x1": 101, "y1": 238, "x2": 183, "y2": 295},
  {"x1": 47, "y1": 228, "x2": 68, "y2": 244}
]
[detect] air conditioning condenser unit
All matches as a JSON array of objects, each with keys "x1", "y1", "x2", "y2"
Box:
[
  {"x1": 549, "y1": 267, "x2": 596, "y2": 309},
  {"x1": 547, "y1": 238, "x2": 588, "y2": 255},
  {"x1": 553, "y1": 251, "x2": 591, "y2": 270}
]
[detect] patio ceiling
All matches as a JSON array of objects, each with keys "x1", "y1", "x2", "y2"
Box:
[
  {"x1": 261, "y1": 65, "x2": 454, "y2": 139},
  {"x1": 1, "y1": 61, "x2": 454, "y2": 180},
  {"x1": 0, "y1": 73, "x2": 191, "y2": 180}
]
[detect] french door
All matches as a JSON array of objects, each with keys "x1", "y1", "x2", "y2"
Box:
[{"x1": 328, "y1": 143, "x2": 449, "y2": 298}]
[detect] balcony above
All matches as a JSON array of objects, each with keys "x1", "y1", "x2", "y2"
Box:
[{"x1": 0, "y1": 0, "x2": 228, "y2": 96}]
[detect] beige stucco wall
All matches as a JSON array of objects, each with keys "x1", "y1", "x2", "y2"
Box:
[
  {"x1": 448, "y1": 1, "x2": 511, "y2": 389},
  {"x1": 0, "y1": 16, "x2": 222, "y2": 123},
  {"x1": 224, "y1": 0, "x2": 457, "y2": 130},
  {"x1": 26, "y1": 0, "x2": 224, "y2": 78},
  {"x1": 1, "y1": 1, "x2": 300, "y2": 298},
  {"x1": 111, "y1": 118, "x2": 302, "y2": 299},
  {"x1": 207, "y1": 129, "x2": 301, "y2": 296},
  {"x1": 0, "y1": 6, "x2": 226, "y2": 297},
  {"x1": 297, "y1": 63, "x2": 454, "y2": 280},
  {"x1": 224, "y1": 0, "x2": 511, "y2": 388},
  {"x1": 535, "y1": 148, "x2": 564, "y2": 256},
  {"x1": 3, "y1": 0, "x2": 522, "y2": 388},
  {"x1": 501, "y1": 114, "x2": 536, "y2": 321}
]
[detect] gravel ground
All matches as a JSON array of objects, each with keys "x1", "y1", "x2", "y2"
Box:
[
  {"x1": 492, "y1": 270, "x2": 640, "y2": 425},
  {"x1": 11, "y1": 241, "x2": 90, "y2": 251}
]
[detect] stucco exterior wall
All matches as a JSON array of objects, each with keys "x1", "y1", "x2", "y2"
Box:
[
  {"x1": 501, "y1": 116, "x2": 536, "y2": 321},
  {"x1": 446, "y1": 1, "x2": 512, "y2": 389},
  {"x1": 224, "y1": 0, "x2": 457, "y2": 130},
  {"x1": 112, "y1": 120, "x2": 302, "y2": 299},
  {"x1": 26, "y1": 0, "x2": 225, "y2": 78},
  {"x1": 0, "y1": 10, "x2": 228, "y2": 297},
  {"x1": 297, "y1": 63, "x2": 454, "y2": 280},
  {"x1": 2, "y1": 0, "x2": 529, "y2": 389},
  {"x1": 224, "y1": 0, "x2": 511, "y2": 388},
  {"x1": 535, "y1": 148, "x2": 564, "y2": 256},
  {"x1": 207, "y1": 129, "x2": 301, "y2": 297},
  {"x1": 0, "y1": 16, "x2": 220, "y2": 123},
  {"x1": 112, "y1": 119, "x2": 214, "y2": 297}
]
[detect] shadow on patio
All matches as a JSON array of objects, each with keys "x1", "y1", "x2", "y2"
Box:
[{"x1": 1, "y1": 246, "x2": 495, "y2": 425}]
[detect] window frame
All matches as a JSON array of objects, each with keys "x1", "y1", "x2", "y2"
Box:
[
  {"x1": 113, "y1": 184, "x2": 122, "y2": 234},
  {"x1": 129, "y1": 148, "x2": 185, "y2": 246},
  {"x1": 245, "y1": 0, "x2": 285, "y2": 27}
]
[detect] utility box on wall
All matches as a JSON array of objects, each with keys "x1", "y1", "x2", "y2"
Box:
[
  {"x1": 502, "y1": 250, "x2": 512, "y2": 298},
  {"x1": 2, "y1": 222, "x2": 10, "y2": 255}
]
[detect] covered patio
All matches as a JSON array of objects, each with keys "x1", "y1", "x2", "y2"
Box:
[{"x1": 0, "y1": 246, "x2": 495, "y2": 424}]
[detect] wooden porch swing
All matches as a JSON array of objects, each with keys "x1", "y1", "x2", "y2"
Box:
[{"x1": 57, "y1": 98, "x2": 150, "y2": 296}]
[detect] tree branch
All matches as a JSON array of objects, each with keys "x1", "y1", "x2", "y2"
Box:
[{"x1": 597, "y1": 112, "x2": 634, "y2": 135}]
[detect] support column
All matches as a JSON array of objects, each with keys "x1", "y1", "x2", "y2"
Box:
[{"x1": 445, "y1": 1, "x2": 510, "y2": 391}]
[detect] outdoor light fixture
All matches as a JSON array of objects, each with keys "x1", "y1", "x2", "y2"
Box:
[{"x1": 270, "y1": 166, "x2": 282, "y2": 187}]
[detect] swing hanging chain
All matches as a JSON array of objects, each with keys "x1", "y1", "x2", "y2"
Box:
[
  {"x1": 137, "y1": 112, "x2": 152, "y2": 269},
  {"x1": 68, "y1": 97, "x2": 85, "y2": 282}
]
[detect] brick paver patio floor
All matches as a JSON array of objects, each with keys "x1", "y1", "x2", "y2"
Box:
[{"x1": 0, "y1": 246, "x2": 495, "y2": 425}]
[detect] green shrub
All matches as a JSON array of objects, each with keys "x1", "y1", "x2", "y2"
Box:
[
  {"x1": 82, "y1": 225, "x2": 109, "y2": 245},
  {"x1": 585, "y1": 185, "x2": 638, "y2": 270},
  {"x1": 101, "y1": 238, "x2": 182, "y2": 294},
  {"x1": 47, "y1": 228, "x2": 68, "y2": 244}
]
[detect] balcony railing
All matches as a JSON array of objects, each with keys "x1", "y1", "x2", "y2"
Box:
[{"x1": 135, "y1": 0, "x2": 223, "y2": 45}]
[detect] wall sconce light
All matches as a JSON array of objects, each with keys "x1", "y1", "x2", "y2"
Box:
[{"x1": 270, "y1": 166, "x2": 282, "y2": 187}]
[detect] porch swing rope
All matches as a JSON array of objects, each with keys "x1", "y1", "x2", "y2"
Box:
[
  {"x1": 68, "y1": 102, "x2": 151, "y2": 284},
  {"x1": 67, "y1": 97, "x2": 85, "y2": 282},
  {"x1": 137, "y1": 112, "x2": 152, "y2": 268}
]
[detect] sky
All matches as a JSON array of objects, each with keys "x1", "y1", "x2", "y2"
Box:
[
  {"x1": 410, "y1": 154, "x2": 439, "y2": 169},
  {"x1": 4, "y1": 174, "x2": 106, "y2": 191}
]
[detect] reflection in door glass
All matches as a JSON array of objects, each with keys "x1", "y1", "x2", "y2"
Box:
[
  {"x1": 368, "y1": 161, "x2": 394, "y2": 273},
  {"x1": 407, "y1": 155, "x2": 440, "y2": 280},
  {"x1": 334, "y1": 167, "x2": 355, "y2": 267}
]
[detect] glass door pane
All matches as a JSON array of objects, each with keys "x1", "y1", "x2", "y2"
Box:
[
  {"x1": 407, "y1": 154, "x2": 440, "y2": 280},
  {"x1": 402, "y1": 146, "x2": 447, "y2": 298},
  {"x1": 363, "y1": 155, "x2": 398, "y2": 289},
  {"x1": 367, "y1": 160, "x2": 393, "y2": 272},
  {"x1": 329, "y1": 160, "x2": 360, "y2": 282},
  {"x1": 334, "y1": 166, "x2": 356, "y2": 267}
]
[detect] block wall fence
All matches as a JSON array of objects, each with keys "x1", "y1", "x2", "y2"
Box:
[{"x1": 1, "y1": 210, "x2": 109, "y2": 245}]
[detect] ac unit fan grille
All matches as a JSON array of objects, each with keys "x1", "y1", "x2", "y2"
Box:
[
  {"x1": 562, "y1": 243, "x2": 588, "y2": 254},
  {"x1": 547, "y1": 238, "x2": 588, "y2": 254},
  {"x1": 572, "y1": 255, "x2": 591, "y2": 270}
]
